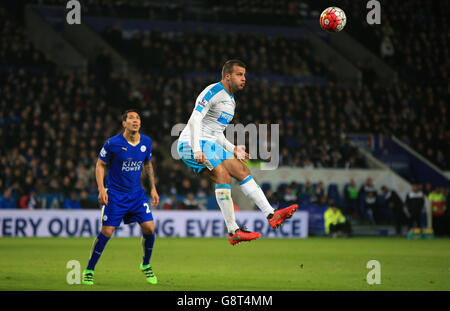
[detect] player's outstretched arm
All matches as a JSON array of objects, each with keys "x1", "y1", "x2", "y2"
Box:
[
  {"x1": 96, "y1": 158, "x2": 108, "y2": 205},
  {"x1": 144, "y1": 161, "x2": 159, "y2": 207},
  {"x1": 216, "y1": 132, "x2": 236, "y2": 154},
  {"x1": 216, "y1": 133, "x2": 248, "y2": 162},
  {"x1": 188, "y1": 109, "x2": 206, "y2": 164}
]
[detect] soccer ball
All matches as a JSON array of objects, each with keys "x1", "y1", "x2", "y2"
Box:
[{"x1": 320, "y1": 7, "x2": 347, "y2": 33}]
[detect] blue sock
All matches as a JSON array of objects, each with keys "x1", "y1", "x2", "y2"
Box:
[
  {"x1": 142, "y1": 233, "x2": 155, "y2": 266},
  {"x1": 86, "y1": 233, "x2": 110, "y2": 271}
]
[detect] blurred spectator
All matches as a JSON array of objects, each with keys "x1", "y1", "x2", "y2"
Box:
[
  {"x1": 281, "y1": 186, "x2": 297, "y2": 205},
  {"x1": 303, "y1": 158, "x2": 314, "y2": 169},
  {"x1": 94, "y1": 48, "x2": 113, "y2": 85},
  {"x1": 381, "y1": 186, "x2": 406, "y2": 236},
  {"x1": 324, "y1": 204, "x2": 352, "y2": 237},
  {"x1": 79, "y1": 190, "x2": 98, "y2": 209},
  {"x1": 363, "y1": 192, "x2": 378, "y2": 225},
  {"x1": 0, "y1": 189, "x2": 16, "y2": 209},
  {"x1": 380, "y1": 35, "x2": 395, "y2": 60},
  {"x1": 196, "y1": 179, "x2": 211, "y2": 197},
  {"x1": 182, "y1": 192, "x2": 201, "y2": 210},
  {"x1": 19, "y1": 189, "x2": 40, "y2": 209},
  {"x1": 314, "y1": 181, "x2": 326, "y2": 204},
  {"x1": 344, "y1": 156, "x2": 357, "y2": 169},
  {"x1": 445, "y1": 188, "x2": 450, "y2": 236},
  {"x1": 64, "y1": 192, "x2": 81, "y2": 209},
  {"x1": 319, "y1": 196, "x2": 329, "y2": 206},
  {"x1": 302, "y1": 180, "x2": 314, "y2": 203},
  {"x1": 359, "y1": 177, "x2": 377, "y2": 199},
  {"x1": 178, "y1": 178, "x2": 193, "y2": 196},
  {"x1": 162, "y1": 195, "x2": 179, "y2": 210},
  {"x1": 344, "y1": 179, "x2": 359, "y2": 216},
  {"x1": 404, "y1": 184, "x2": 426, "y2": 229},
  {"x1": 423, "y1": 183, "x2": 433, "y2": 196},
  {"x1": 288, "y1": 181, "x2": 300, "y2": 199},
  {"x1": 428, "y1": 187, "x2": 447, "y2": 236},
  {"x1": 265, "y1": 189, "x2": 278, "y2": 208}
]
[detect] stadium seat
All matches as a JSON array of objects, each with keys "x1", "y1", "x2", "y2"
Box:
[
  {"x1": 327, "y1": 183, "x2": 339, "y2": 196},
  {"x1": 299, "y1": 192, "x2": 311, "y2": 205},
  {"x1": 277, "y1": 183, "x2": 288, "y2": 193},
  {"x1": 260, "y1": 183, "x2": 272, "y2": 194},
  {"x1": 327, "y1": 183, "x2": 342, "y2": 206}
]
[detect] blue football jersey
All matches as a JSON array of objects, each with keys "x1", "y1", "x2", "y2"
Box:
[{"x1": 98, "y1": 133, "x2": 152, "y2": 193}]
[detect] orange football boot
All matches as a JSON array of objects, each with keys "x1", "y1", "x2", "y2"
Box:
[
  {"x1": 228, "y1": 228, "x2": 262, "y2": 245},
  {"x1": 268, "y1": 204, "x2": 299, "y2": 228}
]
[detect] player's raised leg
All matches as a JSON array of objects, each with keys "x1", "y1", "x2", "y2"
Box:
[
  {"x1": 139, "y1": 221, "x2": 157, "y2": 284},
  {"x1": 201, "y1": 164, "x2": 261, "y2": 245},
  {"x1": 82, "y1": 225, "x2": 114, "y2": 285},
  {"x1": 222, "y1": 158, "x2": 298, "y2": 228}
]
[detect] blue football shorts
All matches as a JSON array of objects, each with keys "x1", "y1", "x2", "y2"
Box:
[
  {"x1": 101, "y1": 188, "x2": 153, "y2": 227},
  {"x1": 177, "y1": 140, "x2": 234, "y2": 174}
]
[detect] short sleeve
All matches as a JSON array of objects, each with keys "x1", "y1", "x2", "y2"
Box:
[
  {"x1": 98, "y1": 140, "x2": 111, "y2": 162},
  {"x1": 145, "y1": 138, "x2": 153, "y2": 162},
  {"x1": 194, "y1": 96, "x2": 211, "y2": 114},
  {"x1": 193, "y1": 84, "x2": 221, "y2": 116}
]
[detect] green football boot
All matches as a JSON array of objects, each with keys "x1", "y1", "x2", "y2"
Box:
[
  {"x1": 140, "y1": 263, "x2": 158, "y2": 285},
  {"x1": 82, "y1": 269, "x2": 94, "y2": 285}
]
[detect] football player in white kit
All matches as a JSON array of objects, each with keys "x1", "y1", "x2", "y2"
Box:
[{"x1": 177, "y1": 60, "x2": 298, "y2": 245}]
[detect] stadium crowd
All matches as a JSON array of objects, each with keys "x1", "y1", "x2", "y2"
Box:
[
  {"x1": 0, "y1": 65, "x2": 371, "y2": 209},
  {"x1": 102, "y1": 25, "x2": 334, "y2": 81},
  {"x1": 31, "y1": 0, "x2": 311, "y2": 25},
  {"x1": 265, "y1": 178, "x2": 449, "y2": 236},
  {"x1": 100, "y1": 21, "x2": 449, "y2": 171},
  {"x1": 32, "y1": 0, "x2": 185, "y2": 21},
  {"x1": 0, "y1": 7, "x2": 55, "y2": 71},
  {"x1": 25, "y1": 1, "x2": 449, "y2": 170}
]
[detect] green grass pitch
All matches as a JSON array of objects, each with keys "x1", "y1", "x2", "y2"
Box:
[{"x1": 0, "y1": 237, "x2": 449, "y2": 291}]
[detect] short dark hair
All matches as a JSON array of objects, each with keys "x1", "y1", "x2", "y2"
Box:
[
  {"x1": 121, "y1": 109, "x2": 140, "y2": 122},
  {"x1": 222, "y1": 59, "x2": 246, "y2": 79}
]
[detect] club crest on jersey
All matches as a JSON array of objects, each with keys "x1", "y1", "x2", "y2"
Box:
[
  {"x1": 140, "y1": 145, "x2": 146, "y2": 152},
  {"x1": 217, "y1": 111, "x2": 234, "y2": 125},
  {"x1": 198, "y1": 98, "x2": 208, "y2": 108},
  {"x1": 100, "y1": 147, "x2": 107, "y2": 157}
]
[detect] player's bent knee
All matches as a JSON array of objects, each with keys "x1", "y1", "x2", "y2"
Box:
[
  {"x1": 140, "y1": 221, "x2": 155, "y2": 235},
  {"x1": 211, "y1": 165, "x2": 232, "y2": 185},
  {"x1": 218, "y1": 170, "x2": 232, "y2": 185},
  {"x1": 142, "y1": 227, "x2": 154, "y2": 235},
  {"x1": 101, "y1": 226, "x2": 115, "y2": 238},
  {"x1": 224, "y1": 158, "x2": 250, "y2": 181},
  {"x1": 241, "y1": 164, "x2": 250, "y2": 177}
]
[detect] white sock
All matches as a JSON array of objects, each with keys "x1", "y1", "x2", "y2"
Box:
[
  {"x1": 215, "y1": 184, "x2": 239, "y2": 234},
  {"x1": 239, "y1": 175, "x2": 275, "y2": 218}
]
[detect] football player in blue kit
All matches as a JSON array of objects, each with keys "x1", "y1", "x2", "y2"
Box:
[{"x1": 82, "y1": 109, "x2": 160, "y2": 285}]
